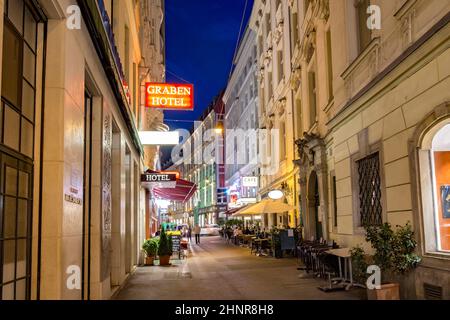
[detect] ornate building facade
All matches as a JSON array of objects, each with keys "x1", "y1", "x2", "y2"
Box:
[
  {"x1": 250, "y1": 0, "x2": 450, "y2": 299},
  {"x1": 249, "y1": 0, "x2": 299, "y2": 229}
]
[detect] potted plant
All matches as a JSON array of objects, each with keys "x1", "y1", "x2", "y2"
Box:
[
  {"x1": 142, "y1": 238, "x2": 159, "y2": 266},
  {"x1": 158, "y1": 228, "x2": 173, "y2": 266},
  {"x1": 351, "y1": 222, "x2": 421, "y2": 300}
]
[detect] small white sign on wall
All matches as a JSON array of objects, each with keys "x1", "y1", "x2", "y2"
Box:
[{"x1": 242, "y1": 176, "x2": 258, "y2": 187}]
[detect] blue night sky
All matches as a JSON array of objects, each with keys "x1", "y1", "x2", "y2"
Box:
[{"x1": 163, "y1": 0, "x2": 253, "y2": 132}]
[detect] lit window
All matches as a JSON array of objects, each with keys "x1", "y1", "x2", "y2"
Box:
[{"x1": 430, "y1": 124, "x2": 450, "y2": 251}]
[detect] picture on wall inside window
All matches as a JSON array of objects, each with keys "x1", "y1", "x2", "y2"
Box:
[{"x1": 442, "y1": 185, "x2": 450, "y2": 219}]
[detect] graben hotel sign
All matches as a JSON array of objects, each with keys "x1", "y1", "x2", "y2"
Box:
[{"x1": 145, "y1": 83, "x2": 194, "y2": 111}]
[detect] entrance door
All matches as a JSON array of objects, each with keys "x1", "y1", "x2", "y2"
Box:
[
  {"x1": 313, "y1": 175, "x2": 322, "y2": 240},
  {"x1": 82, "y1": 91, "x2": 93, "y2": 300},
  {"x1": 308, "y1": 171, "x2": 322, "y2": 240},
  {"x1": 0, "y1": 154, "x2": 33, "y2": 300}
]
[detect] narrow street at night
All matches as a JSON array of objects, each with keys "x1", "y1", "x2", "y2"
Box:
[
  {"x1": 114, "y1": 236, "x2": 364, "y2": 300},
  {"x1": 1, "y1": 0, "x2": 450, "y2": 315}
]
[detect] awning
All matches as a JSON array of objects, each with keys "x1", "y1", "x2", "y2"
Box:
[
  {"x1": 233, "y1": 199, "x2": 295, "y2": 216},
  {"x1": 226, "y1": 206, "x2": 247, "y2": 216},
  {"x1": 147, "y1": 170, "x2": 197, "y2": 203}
]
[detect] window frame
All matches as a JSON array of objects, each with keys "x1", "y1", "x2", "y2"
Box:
[
  {"x1": 351, "y1": 138, "x2": 387, "y2": 235},
  {"x1": 415, "y1": 115, "x2": 450, "y2": 257}
]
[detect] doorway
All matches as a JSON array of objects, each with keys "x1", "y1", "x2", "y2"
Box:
[
  {"x1": 308, "y1": 171, "x2": 322, "y2": 240},
  {"x1": 82, "y1": 90, "x2": 93, "y2": 300}
]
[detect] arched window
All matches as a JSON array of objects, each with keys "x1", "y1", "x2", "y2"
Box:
[{"x1": 419, "y1": 120, "x2": 450, "y2": 253}]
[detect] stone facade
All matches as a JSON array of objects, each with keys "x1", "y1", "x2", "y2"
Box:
[
  {"x1": 249, "y1": 0, "x2": 299, "y2": 229},
  {"x1": 223, "y1": 28, "x2": 260, "y2": 212},
  {"x1": 0, "y1": 0, "x2": 165, "y2": 300},
  {"x1": 250, "y1": 0, "x2": 450, "y2": 299}
]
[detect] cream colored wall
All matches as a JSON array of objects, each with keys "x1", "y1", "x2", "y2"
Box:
[
  {"x1": 38, "y1": 0, "x2": 144, "y2": 300},
  {"x1": 327, "y1": 1, "x2": 450, "y2": 249},
  {"x1": 250, "y1": 0, "x2": 297, "y2": 227}
]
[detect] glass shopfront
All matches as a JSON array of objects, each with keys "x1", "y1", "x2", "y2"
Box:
[
  {"x1": 0, "y1": 0, "x2": 41, "y2": 300},
  {"x1": 431, "y1": 124, "x2": 450, "y2": 252}
]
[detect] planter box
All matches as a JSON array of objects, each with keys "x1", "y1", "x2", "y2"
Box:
[{"x1": 367, "y1": 283, "x2": 400, "y2": 300}]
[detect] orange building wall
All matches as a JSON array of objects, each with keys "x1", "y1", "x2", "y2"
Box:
[{"x1": 434, "y1": 151, "x2": 450, "y2": 251}]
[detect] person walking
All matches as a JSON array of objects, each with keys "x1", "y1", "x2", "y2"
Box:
[
  {"x1": 188, "y1": 225, "x2": 192, "y2": 243},
  {"x1": 193, "y1": 224, "x2": 201, "y2": 244}
]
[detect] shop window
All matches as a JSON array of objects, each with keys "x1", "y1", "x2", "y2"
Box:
[
  {"x1": 1, "y1": 0, "x2": 40, "y2": 300},
  {"x1": 422, "y1": 123, "x2": 450, "y2": 252}
]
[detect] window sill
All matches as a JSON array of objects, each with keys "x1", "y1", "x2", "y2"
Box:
[{"x1": 341, "y1": 37, "x2": 381, "y2": 81}]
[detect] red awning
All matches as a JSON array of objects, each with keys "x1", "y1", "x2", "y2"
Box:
[{"x1": 146, "y1": 170, "x2": 197, "y2": 203}]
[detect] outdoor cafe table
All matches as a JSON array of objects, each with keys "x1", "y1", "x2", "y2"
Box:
[
  {"x1": 325, "y1": 248, "x2": 365, "y2": 290},
  {"x1": 251, "y1": 238, "x2": 270, "y2": 256},
  {"x1": 241, "y1": 234, "x2": 255, "y2": 245}
]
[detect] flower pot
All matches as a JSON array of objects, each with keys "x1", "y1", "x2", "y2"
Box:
[
  {"x1": 145, "y1": 256, "x2": 155, "y2": 266},
  {"x1": 159, "y1": 255, "x2": 171, "y2": 266},
  {"x1": 367, "y1": 283, "x2": 400, "y2": 300}
]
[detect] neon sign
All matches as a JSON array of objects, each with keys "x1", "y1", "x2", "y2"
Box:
[{"x1": 145, "y1": 83, "x2": 194, "y2": 111}]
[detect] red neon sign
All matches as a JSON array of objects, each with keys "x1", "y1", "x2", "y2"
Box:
[{"x1": 145, "y1": 83, "x2": 194, "y2": 111}]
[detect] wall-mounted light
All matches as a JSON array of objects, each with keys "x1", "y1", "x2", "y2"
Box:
[{"x1": 268, "y1": 189, "x2": 284, "y2": 200}]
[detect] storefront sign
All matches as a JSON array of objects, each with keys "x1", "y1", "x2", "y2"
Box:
[
  {"x1": 242, "y1": 176, "x2": 258, "y2": 187},
  {"x1": 145, "y1": 83, "x2": 194, "y2": 111},
  {"x1": 141, "y1": 172, "x2": 178, "y2": 183}
]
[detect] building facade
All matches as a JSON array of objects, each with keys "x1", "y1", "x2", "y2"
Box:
[
  {"x1": 223, "y1": 28, "x2": 260, "y2": 213},
  {"x1": 324, "y1": 0, "x2": 450, "y2": 299},
  {"x1": 249, "y1": 0, "x2": 299, "y2": 229},
  {"x1": 0, "y1": 0, "x2": 164, "y2": 300},
  {"x1": 248, "y1": 0, "x2": 450, "y2": 299},
  {"x1": 166, "y1": 92, "x2": 226, "y2": 227},
  {"x1": 258, "y1": 0, "x2": 450, "y2": 299}
]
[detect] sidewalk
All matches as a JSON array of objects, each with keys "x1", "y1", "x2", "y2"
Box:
[{"x1": 114, "y1": 236, "x2": 366, "y2": 300}]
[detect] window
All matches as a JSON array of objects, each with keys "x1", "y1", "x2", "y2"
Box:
[
  {"x1": 304, "y1": 0, "x2": 312, "y2": 16},
  {"x1": 355, "y1": 0, "x2": 371, "y2": 53},
  {"x1": 326, "y1": 29, "x2": 334, "y2": 102},
  {"x1": 357, "y1": 152, "x2": 382, "y2": 227},
  {"x1": 268, "y1": 71, "x2": 273, "y2": 101},
  {"x1": 265, "y1": 13, "x2": 271, "y2": 38},
  {"x1": 427, "y1": 124, "x2": 450, "y2": 252},
  {"x1": 332, "y1": 175, "x2": 338, "y2": 228},
  {"x1": 279, "y1": 122, "x2": 286, "y2": 161},
  {"x1": 124, "y1": 25, "x2": 130, "y2": 82},
  {"x1": 291, "y1": 11, "x2": 299, "y2": 46},
  {"x1": 308, "y1": 71, "x2": 317, "y2": 127},
  {"x1": 1, "y1": 0, "x2": 39, "y2": 300},
  {"x1": 277, "y1": 50, "x2": 284, "y2": 84}
]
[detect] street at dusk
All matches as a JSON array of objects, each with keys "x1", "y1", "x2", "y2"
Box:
[{"x1": 0, "y1": 0, "x2": 450, "y2": 314}]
